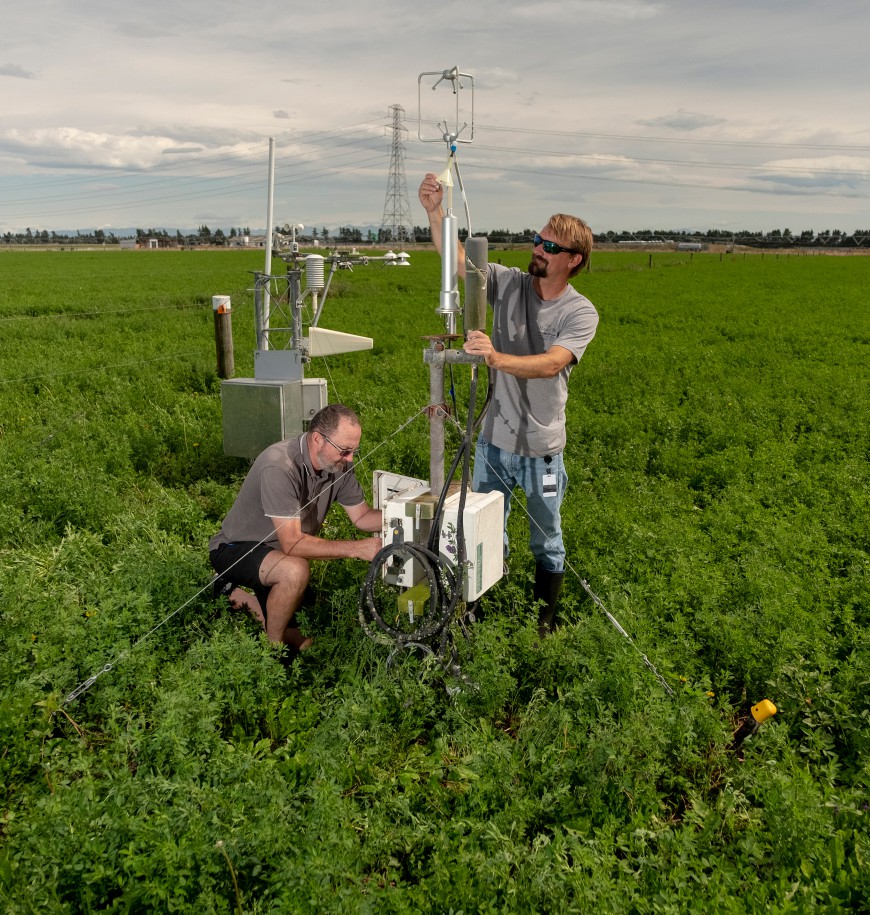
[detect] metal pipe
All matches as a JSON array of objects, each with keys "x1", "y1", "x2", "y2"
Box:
[
  {"x1": 428, "y1": 344, "x2": 446, "y2": 496},
  {"x1": 262, "y1": 137, "x2": 276, "y2": 348},
  {"x1": 253, "y1": 273, "x2": 267, "y2": 351},
  {"x1": 464, "y1": 236, "x2": 488, "y2": 333},
  {"x1": 424, "y1": 344, "x2": 484, "y2": 496},
  {"x1": 288, "y1": 270, "x2": 303, "y2": 353}
]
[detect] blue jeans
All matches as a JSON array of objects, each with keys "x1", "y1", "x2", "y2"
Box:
[{"x1": 472, "y1": 437, "x2": 567, "y2": 573}]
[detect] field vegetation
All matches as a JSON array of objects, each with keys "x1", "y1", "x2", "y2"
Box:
[{"x1": 0, "y1": 248, "x2": 868, "y2": 912}]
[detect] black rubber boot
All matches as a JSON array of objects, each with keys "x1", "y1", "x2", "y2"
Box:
[
  {"x1": 464, "y1": 600, "x2": 482, "y2": 624},
  {"x1": 534, "y1": 564, "x2": 564, "y2": 638}
]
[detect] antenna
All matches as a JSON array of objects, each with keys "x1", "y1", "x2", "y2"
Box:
[{"x1": 380, "y1": 104, "x2": 415, "y2": 245}]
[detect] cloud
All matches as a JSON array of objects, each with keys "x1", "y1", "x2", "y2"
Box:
[
  {"x1": 509, "y1": 0, "x2": 661, "y2": 23},
  {"x1": 0, "y1": 126, "x2": 262, "y2": 173},
  {"x1": 465, "y1": 67, "x2": 520, "y2": 88},
  {"x1": 754, "y1": 155, "x2": 870, "y2": 190},
  {"x1": 273, "y1": 110, "x2": 292, "y2": 120},
  {"x1": 637, "y1": 109, "x2": 727, "y2": 131},
  {"x1": 0, "y1": 64, "x2": 36, "y2": 79}
]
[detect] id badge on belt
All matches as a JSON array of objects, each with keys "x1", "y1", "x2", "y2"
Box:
[{"x1": 542, "y1": 472, "x2": 558, "y2": 498}]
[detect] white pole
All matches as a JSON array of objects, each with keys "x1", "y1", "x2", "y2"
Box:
[{"x1": 262, "y1": 137, "x2": 276, "y2": 349}]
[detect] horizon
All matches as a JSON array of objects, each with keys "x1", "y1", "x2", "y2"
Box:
[{"x1": 3, "y1": 224, "x2": 867, "y2": 244}]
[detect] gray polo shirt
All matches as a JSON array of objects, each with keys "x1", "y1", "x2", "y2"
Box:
[
  {"x1": 208, "y1": 434, "x2": 365, "y2": 551},
  {"x1": 481, "y1": 263, "x2": 599, "y2": 457}
]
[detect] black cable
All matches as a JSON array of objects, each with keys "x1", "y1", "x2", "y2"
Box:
[
  {"x1": 359, "y1": 365, "x2": 481, "y2": 662},
  {"x1": 472, "y1": 365, "x2": 493, "y2": 434},
  {"x1": 436, "y1": 365, "x2": 478, "y2": 658},
  {"x1": 357, "y1": 541, "x2": 455, "y2": 645}
]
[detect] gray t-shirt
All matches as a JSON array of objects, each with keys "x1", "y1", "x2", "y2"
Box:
[
  {"x1": 208, "y1": 435, "x2": 365, "y2": 551},
  {"x1": 481, "y1": 263, "x2": 598, "y2": 457}
]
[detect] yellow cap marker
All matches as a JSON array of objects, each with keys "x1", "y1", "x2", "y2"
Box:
[
  {"x1": 732, "y1": 699, "x2": 778, "y2": 752},
  {"x1": 750, "y1": 699, "x2": 777, "y2": 724}
]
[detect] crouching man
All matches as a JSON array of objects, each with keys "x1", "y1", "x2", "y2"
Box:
[{"x1": 209, "y1": 403, "x2": 382, "y2": 657}]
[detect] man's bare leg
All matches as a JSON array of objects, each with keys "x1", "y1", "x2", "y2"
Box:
[
  {"x1": 228, "y1": 583, "x2": 311, "y2": 650},
  {"x1": 259, "y1": 551, "x2": 311, "y2": 645}
]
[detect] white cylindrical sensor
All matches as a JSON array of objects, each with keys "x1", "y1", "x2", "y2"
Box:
[{"x1": 306, "y1": 254, "x2": 325, "y2": 290}]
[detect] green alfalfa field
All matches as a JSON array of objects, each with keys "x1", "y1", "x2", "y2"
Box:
[{"x1": 0, "y1": 247, "x2": 868, "y2": 912}]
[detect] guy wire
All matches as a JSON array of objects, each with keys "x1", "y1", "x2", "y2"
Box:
[
  {"x1": 473, "y1": 447, "x2": 675, "y2": 698},
  {"x1": 62, "y1": 404, "x2": 432, "y2": 705}
]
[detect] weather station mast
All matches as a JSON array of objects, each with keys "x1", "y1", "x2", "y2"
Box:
[
  {"x1": 359, "y1": 68, "x2": 504, "y2": 682},
  {"x1": 418, "y1": 66, "x2": 487, "y2": 495},
  {"x1": 219, "y1": 140, "x2": 410, "y2": 461}
]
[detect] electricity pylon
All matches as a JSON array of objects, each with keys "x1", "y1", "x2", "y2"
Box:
[{"x1": 380, "y1": 104, "x2": 415, "y2": 245}]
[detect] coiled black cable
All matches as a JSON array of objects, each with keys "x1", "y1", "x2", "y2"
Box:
[
  {"x1": 357, "y1": 540, "x2": 455, "y2": 646},
  {"x1": 358, "y1": 362, "x2": 488, "y2": 659}
]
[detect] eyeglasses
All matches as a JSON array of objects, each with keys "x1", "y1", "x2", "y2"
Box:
[
  {"x1": 533, "y1": 233, "x2": 578, "y2": 256},
  {"x1": 320, "y1": 431, "x2": 360, "y2": 459}
]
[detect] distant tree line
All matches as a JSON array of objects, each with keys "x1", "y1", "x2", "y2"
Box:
[
  {"x1": 0, "y1": 226, "x2": 253, "y2": 247},
  {"x1": 1, "y1": 228, "x2": 119, "y2": 245},
  {"x1": 3, "y1": 225, "x2": 869, "y2": 249},
  {"x1": 129, "y1": 226, "x2": 255, "y2": 247},
  {"x1": 591, "y1": 228, "x2": 870, "y2": 249},
  {"x1": 412, "y1": 226, "x2": 870, "y2": 248}
]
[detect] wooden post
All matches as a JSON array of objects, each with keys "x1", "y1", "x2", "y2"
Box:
[{"x1": 212, "y1": 296, "x2": 234, "y2": 379}]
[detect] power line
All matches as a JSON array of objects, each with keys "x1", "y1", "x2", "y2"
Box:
[
  {"x1": 2, "y1": 118, "x2": 388, "y2": 196},
  {"x1": 468, "y1": 120, "x2": 870, "y2": 153},
  {"x1": 3, "y1": 113, "x2": 869, "y2": 232},
  {"x1": 0, "y1": 118, "x2": 392, "y2": 224},
  {"x1": 436, "y1": 157, "x2": 870, "y2": 202},
  {"x1": 468, "y1": 143, "x2": 870, "y2": 179}
]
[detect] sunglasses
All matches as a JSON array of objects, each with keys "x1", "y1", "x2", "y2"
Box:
[
  {"x1": 320, "y1": 431, "x2": 360, "y2": 459},
  {"x1": 533, "y1": 233, "x2": 578, "y2": 256}
]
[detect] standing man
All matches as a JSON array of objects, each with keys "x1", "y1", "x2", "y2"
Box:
[
  {"x1": 209, "y1": 403, "x2": 382, "y2": 659},
  {"x1": 419, "y1": 174, "x2": 599, "y2": 635}
]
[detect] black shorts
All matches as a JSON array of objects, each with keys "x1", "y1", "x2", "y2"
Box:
[{"x1": 210, "y1": 541, "x2": 275, "y2": 620}]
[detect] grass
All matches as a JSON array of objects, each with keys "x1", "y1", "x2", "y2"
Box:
[{"x1": 0, "y1": 248, "x2": 868, "y2": 912}]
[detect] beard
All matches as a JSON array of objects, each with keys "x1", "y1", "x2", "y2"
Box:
[
  {"x1": 318, "y1": 448, "x2": 349, "y2": 475},
  {"x1": 528, "y1": 255, "x2": 548, "y2": 277}
]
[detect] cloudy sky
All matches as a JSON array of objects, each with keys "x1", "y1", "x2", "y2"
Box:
[{"x1": 2, "y1": 0, "x2": 869, "y2": 237}]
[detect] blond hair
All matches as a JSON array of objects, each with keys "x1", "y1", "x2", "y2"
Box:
[{"x1": 547, "y1": 214, "x2": 593, "y2": 276}]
